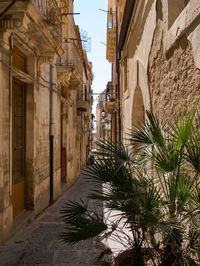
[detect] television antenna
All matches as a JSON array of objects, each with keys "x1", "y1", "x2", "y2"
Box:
[{"x1": 80, "y1": 28, "x2": 91, "y2": 53}]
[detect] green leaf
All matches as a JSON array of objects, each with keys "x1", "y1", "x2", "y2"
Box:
[
  {"x1": 130, "y1": 111, "x2": 166, "y2": 151},
  {"x1": 170, "y1": 100, "x2": 199, "y2": 149},
  {"x1": 186, "y1": 136, "x2": 200, "y2": 173},
  {"x1": 60, "y1": 200, "x2": 107, "y2": 244}
]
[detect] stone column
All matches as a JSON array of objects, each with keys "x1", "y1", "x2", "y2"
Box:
[{"x1": 0, "y1": 30, "x2": 13, "y2": 244}]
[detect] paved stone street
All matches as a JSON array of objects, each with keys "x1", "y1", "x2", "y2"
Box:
[{"x1": 0, "y1": 175, "x2": 105, "y2": 266}]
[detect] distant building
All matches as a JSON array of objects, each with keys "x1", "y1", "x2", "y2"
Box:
[
  {"x1": 96, "y1": 90, "x2": 111, "y2": 142},
  {"x1": 0, "y1": 0, "x2": 92, "y2": 243}
]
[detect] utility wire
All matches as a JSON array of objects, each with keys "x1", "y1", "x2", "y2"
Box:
[{"x1": 0, "y1": 0, "x2": 17, "y2": 19}]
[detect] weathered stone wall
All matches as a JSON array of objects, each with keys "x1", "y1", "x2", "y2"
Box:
[
  {"x1": 66, "y1": 90, "x2": 78, "y2": 187},
  {"x1": 35, "y1": 77, "x2": 50, "y2": 187},
  {"x1": 148, "y1": 26, "x2": 200, "y2": 120},
  {"x1": 33, "y1": 64, "x2": 62, "y2": 214},
  {"x1": 53, "y1": 79, "x2": 61, "y2": 200}
]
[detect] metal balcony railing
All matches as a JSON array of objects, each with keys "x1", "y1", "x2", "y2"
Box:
[
  {"x1": 106, "y1": 82, "x2": 115, "y2": 102},
  {"x1": 78, "y1": 92, "x2": 91, "y2": 103},
  {"x1": 107, "y1": 11, "x2": 116, "y2": 29},
  {"x1": 66, "y1": 45, "x2": 83, "y2": 76},
  {"x1": 32, "y1": 0, "x2": 62, "y2": 42}
]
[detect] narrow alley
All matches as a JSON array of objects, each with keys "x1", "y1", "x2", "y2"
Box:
[
  {"x1": 0, "y1": 175, "x2": 104, "y2": 266},
  {"x1": 0, "y1": 0, "x2": 200, "y2": 265}
]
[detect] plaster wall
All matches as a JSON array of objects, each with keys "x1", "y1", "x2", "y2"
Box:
[{"x1": 121, "y1": 0, "x2": 156, "y2": 138}]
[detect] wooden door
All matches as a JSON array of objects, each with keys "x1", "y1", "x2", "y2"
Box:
[{"x1": 12, "y1": 80, "x2": 26, "y2": 218}]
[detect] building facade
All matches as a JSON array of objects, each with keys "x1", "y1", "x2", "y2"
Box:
[
  {"x1": 0, "y1": 0, "x2": 92, "y2": 244},
  {"x1": 96, "y1": 90, "x2": 111, "y2": 142},
  {"x1": 106, "y1": 0, "x2": 200, "y2": 142}
]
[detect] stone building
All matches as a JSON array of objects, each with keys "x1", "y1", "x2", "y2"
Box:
[
  {"x1": 0, "y1": 0, "x2": 93, "y2": 244},
  {"x1": 106, "y1": 0, "x2": 200, "y2": 142},
  {"x1": 96, "y1": 90, "x2": 111, "y2": 142}
]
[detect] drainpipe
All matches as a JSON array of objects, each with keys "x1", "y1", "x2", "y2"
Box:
[
  {"x1": 49, "y1": 64, "x2": 54, "y2": 203},
  {"x1": 116, "y1": 7, "x2": 121, "y2": 143},
  {"x1": 9, "y1": 34, "x2": 13, "y2": 200}
]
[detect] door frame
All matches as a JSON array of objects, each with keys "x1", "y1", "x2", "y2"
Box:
[{"x1": 12, "y1": 78, "x2": 26, "y2": 218}]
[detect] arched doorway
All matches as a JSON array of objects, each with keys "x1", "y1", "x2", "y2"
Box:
[{"x1": 132, "y1": 86, "x2": 145, "y2": 128}]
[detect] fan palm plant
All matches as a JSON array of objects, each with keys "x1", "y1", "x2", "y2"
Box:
[{"x1": 60, "y1": 101, "x2": 200, "y2": 265}]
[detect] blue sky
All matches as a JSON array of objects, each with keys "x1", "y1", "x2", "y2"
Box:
[{"x1": 74, "y1": 0, "x2": 111, "y2": 110}]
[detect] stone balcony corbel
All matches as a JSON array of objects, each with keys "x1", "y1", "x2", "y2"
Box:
[
  {"x1": 0, "y1": 12, "x2": 31, "y2": 32},
  {"x1": 0, "y1": 12, "x2": 31, "y2": 51},
  {"x1": 38, "y1": 55, "x2": 56, "y2": 66},
  {"x1": 56, "y1": 65, "x2": 83, "y2": 97},
  {"x1": 56, "y1": 67, "x2": 72, "y2": 98}
]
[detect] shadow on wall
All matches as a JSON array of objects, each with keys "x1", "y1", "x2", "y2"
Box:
[
  {"x1": 127, "y1": 0, "x2": 154, "y2": 59},
  {"x1": 132, "y1": 85, "x2": 144, "y2": 128}
]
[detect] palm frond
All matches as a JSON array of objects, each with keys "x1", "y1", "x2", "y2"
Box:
[
  {"x1": 186, "y1": 135, "x2": 200, "y2": 174},
  {"x1": 153, "y1": 144, "x2": 180, "y2": 173},
  {"x1": 170, "y1": 100, "x2": 199, "y2": 149},
  {"x1": 60, "y1": 200, "x2": 88, "y2": 224},
  {"x1": 60, "y1": 200, "x2": 107, "y2": 244},
  {"x1": 94, "y1": 139, "x2": 133, "y2": 164},
  {"x1": 188, "y1": 228, "x2": 200, "y2": 252},
  {"x1": 129, "y1": 111, "x2": 166, "y2": 152},
  {"x1": 84, "y1": 158, "x2": 115, "y2": 184},
  {"x1": 85, "y1": 158, "x2": 134, "y2": 194}
]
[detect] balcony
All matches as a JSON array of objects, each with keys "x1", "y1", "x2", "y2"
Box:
[
  {"x1": 106, "y1": 82, "x2": 115, "y2": 101},
  {"x1": 106, "y1": 12, "x2": 116, "y2": 63},
  {"x1": 105, "y1": 101, "x2": 115, "y2": 114},
  {"x1": 57, "y1": 64, "x2": 83, "y2": 92},
  {"x1": 105, "y1": 82, "x2": 115, "y2": 114},
  {"x1": 57, "y1": 43, "x2": 84, "y2": 92},
  {"x1": 77, "y1": 100, "x2": 90, "y2": 112},
  {"x1": 0, "y1": 0, "x2": 63, "y2": 56},
  {"x1": 84, "y1": 114, "x2": 90, "y2": 125},
  {"x1": 77, "y1": 93, "x2": 91, "y2": 112},
  {"x1": 32, "y1": 0, "x2": 62, "y2": 42}
]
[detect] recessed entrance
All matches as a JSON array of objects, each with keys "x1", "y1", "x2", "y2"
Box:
[
  {"x1": 12, "y1": 80, "x2": 26, "y2": 218},
  {"x1": 132, "y1": 86, "x2": 144, "y2": 127}
]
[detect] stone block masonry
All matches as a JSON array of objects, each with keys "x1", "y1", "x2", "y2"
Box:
[{"x1": 148, "y1": 29, "x2": 200, "y2": 120}]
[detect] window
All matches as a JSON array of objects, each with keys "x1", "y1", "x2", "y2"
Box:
[{"x1": 13, "y1": 47, "x2": 27, "y2": 73}]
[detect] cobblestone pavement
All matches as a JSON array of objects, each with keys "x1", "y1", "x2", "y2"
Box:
[{"x1": 0, "y1": 175, "x2": 105, "y2": 266}]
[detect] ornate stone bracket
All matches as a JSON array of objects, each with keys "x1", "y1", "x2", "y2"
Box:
[
  {"x1": 0, "y1": 13, "x2": 31, "y2": 32},
  {"x1": 0, "y1": 13, "x2": 31, "y2": 50},
  {"x1": 38, "y1": 55, "x2": 56, "y2": 66}
]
